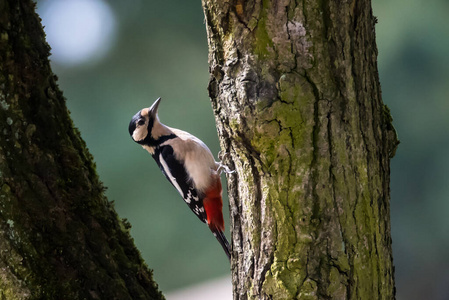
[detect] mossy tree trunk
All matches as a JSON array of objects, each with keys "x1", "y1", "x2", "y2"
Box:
[
  {"x1": 0, "y1": 1, "x2": 163, "y2": 299},
  {"x1": 202, "y1": 0, "x2": 398, "y2": 299}
]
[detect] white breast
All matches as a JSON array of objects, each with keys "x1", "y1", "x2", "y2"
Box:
[{"x1": 163, "y1": 128, "x2": 217, "y2": 193}]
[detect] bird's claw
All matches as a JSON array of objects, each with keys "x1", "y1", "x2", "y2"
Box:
[{"x1": 217, "y1": 151, "x2": 235, "y2": 175}]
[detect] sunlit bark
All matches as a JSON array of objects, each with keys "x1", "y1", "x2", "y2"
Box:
[{"x1": 202, "y1": 0, "x2": 398, "y2": 299}]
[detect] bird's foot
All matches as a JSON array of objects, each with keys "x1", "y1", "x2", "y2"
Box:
[{"x1": 217, "y1": 151, "x2": 235, "y2": 175}]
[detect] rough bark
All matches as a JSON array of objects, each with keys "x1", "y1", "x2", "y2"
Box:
[
  {"x1": 202, "y1": 0, "x2": 398, "y2": 299},
  {"x1": 0, "y1": 1, "x2": 164, "y2": 299}
]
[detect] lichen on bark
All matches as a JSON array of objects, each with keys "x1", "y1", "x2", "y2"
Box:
[{"x1": 202, "y1": 0, "x2": 397, "y2": 299}]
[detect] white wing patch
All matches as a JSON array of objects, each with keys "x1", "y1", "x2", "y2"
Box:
[
  {"x1": 185, "y1": 190, "x2": 199, "y2": 204},
  {"x1": 159, "y1": 153, "x2": 184, "y2": 197}
]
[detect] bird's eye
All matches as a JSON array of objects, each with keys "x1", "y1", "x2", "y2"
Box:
[{"x1": 137, "y1": 119, "x2": 145, "y2": 126}]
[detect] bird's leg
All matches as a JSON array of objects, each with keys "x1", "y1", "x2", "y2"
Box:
[{"x1": 217, "y1": 151, "x2": 235, "y2": 175}]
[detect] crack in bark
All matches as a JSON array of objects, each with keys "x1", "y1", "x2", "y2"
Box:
[
  {"x1": 326, "y1": 108, "x2": 348, "y2": 281},
  {"x1": 203, "y1": 0, "x2": 396, "y2": 298}
]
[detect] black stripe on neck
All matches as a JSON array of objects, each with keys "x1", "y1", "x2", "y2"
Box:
[
  {"x1": 138, "y1": 133, "x2": 177, "y2": 147},
  {"x1": 154, "y1": 133, "x2": 177, "y2": 146}
]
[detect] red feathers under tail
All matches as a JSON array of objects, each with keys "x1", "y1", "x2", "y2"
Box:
[{"x1": 203, "y1": 176, "x2": 231, "y2": 261}]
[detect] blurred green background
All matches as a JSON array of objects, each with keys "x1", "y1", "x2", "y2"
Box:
[{"x1": 35, "y1": 0, "x2": 449, "y2": 298}]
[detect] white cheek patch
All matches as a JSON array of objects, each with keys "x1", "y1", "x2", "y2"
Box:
[
  {"x1": 159, "y1": 153, "x2": 184, "y2": 197},
  {"x1": 132, "y1": 125, "x2": 148, "y2": 142}
]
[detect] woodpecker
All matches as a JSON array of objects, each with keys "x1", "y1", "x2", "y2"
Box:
[{"x1": 128, "y1": 97, "x2": 231, "y2": 261}]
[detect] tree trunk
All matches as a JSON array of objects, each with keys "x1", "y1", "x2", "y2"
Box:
[
  {"x1": 202, "y1": 0, "x2": 398, "y2": 299},
  {"x1": 0, "y1": 1, "x2": 163, "y2": 299}
]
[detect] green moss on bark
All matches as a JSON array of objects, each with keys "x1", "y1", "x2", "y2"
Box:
[
  {"x1": 203, "y1": 0, "x2": 396, "y2": 299},
  {"x1": 0, "y1": 1, "x2": 164, "y2": 299}
]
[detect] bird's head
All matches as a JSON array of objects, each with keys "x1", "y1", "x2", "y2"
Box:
[{"x1": 128, "y1": 97, "x2": 161, "y2": 144}]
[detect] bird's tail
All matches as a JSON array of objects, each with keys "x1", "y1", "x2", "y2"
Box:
[{"x1": 210, "y1": 225, "x2": 231, "y2": 261}]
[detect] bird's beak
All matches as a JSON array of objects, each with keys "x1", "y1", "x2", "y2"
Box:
[{"x1": 149, "y1": 97, "x2": 161, "y2": 118}]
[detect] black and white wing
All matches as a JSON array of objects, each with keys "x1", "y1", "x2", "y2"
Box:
[{"x1": 152, "y1": 144, "x2": 207, "y2": 223}]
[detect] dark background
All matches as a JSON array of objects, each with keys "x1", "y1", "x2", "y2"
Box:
[{"x1": 35, "y1": 0, "x2": 449, "y2": 298}]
